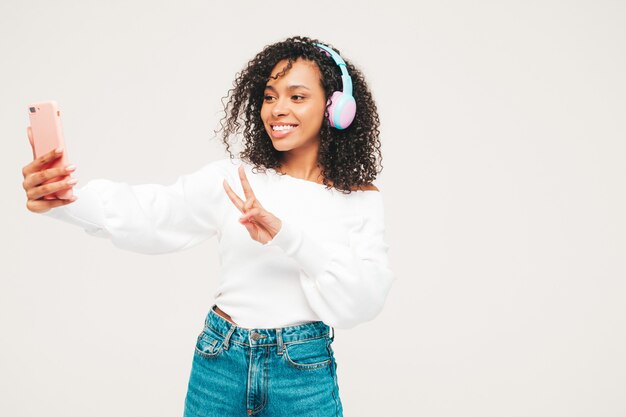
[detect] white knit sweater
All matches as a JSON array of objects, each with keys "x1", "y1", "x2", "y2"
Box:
[{"x1": 43, "y1": 158, "x2": 396, "y2": 329}]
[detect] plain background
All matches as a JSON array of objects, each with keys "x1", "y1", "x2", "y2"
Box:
[{"x1": 1, "y1": 0, "x2": 625, "y2": 416}]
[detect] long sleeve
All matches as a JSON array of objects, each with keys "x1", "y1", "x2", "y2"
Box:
[
  {"x1": 42, "y1": 160, "x2": 228, "y2": 254},
  {"x1": 263, "y1": 193, "x2": 396, "y2": 329}
]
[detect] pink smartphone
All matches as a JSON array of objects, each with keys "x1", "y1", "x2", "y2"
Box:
[{"x1": 27, "y1": 100, "x2": 73, "y2": 200}]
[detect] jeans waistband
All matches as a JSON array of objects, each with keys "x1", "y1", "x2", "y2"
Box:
[{"x1": 205, "y1": 304, "x2": 333, "y2": 348}]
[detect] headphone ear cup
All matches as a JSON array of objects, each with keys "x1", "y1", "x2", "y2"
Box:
[{"x1": 326, "y1": 91, "x2": 357, "y2": 130}]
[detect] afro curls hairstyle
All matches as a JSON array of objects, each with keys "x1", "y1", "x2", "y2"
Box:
[{"x1": 215, "y1": 35, "x2": 384, "y2": 194}]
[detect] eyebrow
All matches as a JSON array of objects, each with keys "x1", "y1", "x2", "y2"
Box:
[{"x1": 264, "y1": 84, "x2": 310, "y2": 91}]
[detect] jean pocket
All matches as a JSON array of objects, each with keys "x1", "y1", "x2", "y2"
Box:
[
  {"x1": 194, "y1": 326, "x2": 226, "y2": 359},
  {"x1": 283, "y1": 336, "x2": 332, "y2": 370}
]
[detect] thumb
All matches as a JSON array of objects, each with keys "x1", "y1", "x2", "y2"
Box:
[
  {"x1": 27, "y1": 127, "x2": 35, "y2": 159},
  {"x1": 240, "y1": 207, "x2": 261, "y2": 220}
]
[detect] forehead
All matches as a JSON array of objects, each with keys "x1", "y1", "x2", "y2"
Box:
[{"x1": 265, "y1": 58, "x2": 322, "y2": 88}]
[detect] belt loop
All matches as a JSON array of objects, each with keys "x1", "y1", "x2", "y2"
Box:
[
  {"x1": 276, "y1": 328, "x2": 284, "y2": 356},
  {"x1": 222, "y1": 323, "x2": 236, "y2": 351},
  {"x1": 329, "y1": 326, "x2": 335, "y2": 342},
  {"x1": 205, "y1": 306, "x2": 214, "y2": 328}
]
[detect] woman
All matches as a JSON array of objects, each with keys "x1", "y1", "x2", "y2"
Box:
[{"x1": 22, "y1": 36, "x2": 395, "y2": 417}]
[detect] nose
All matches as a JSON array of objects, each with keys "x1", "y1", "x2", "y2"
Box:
[{"x1": 271, "y1": 97, "x2": 291, "y2": 118}]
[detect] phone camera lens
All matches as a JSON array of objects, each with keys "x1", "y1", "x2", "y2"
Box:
[{"x1": 29, "y1": 107, "x2": 36, "y2": 113}]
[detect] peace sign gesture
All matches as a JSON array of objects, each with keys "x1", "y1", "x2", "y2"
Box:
[{"x1": 223, "y1": 165, "x2": 282, "y2": 245}]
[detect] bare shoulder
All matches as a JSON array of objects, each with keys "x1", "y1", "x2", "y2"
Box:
[{"x1": 351, "y1": 183, "x2": 380, "y2": 192}]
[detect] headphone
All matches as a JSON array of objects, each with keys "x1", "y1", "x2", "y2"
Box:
[{"x1": 315, "y1": 43, "x2": 357, "y2": 130}]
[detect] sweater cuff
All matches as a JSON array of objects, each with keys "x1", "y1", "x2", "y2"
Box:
[
  {"x1": 42, "y1": 186, "x2": 106, "y2": 232},
  {"x1": 263, "y1": 219, "x2": 332, "y2": 278}
]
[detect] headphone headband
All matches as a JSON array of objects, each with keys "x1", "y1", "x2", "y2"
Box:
[
  {"x1": 315, "y1": 43, "x2": 353, "y2": 96},
  {"x1": 314, "y1": 43, "x2": 357, "y2": 130}
]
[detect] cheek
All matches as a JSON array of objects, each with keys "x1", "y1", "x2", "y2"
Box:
[
  {"x1": 300, "y1": 103, "x2": 326, "y2": 127},
  {"x1": 260, "y1": 104, "x2": 269, "y2": 121},
  {"x1": 315, "y1": 99, "x2": 328, "y2": 124},
  {"x1": 260, "y1": 112, "x2": 273, "y2": 132}
]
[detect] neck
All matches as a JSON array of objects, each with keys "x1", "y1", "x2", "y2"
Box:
[{"x1": 278, "y1": 149, "x2": 323, "y2": 183}]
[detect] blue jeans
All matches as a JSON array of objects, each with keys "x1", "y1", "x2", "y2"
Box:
[{"x1": 183, "y1": 305, "x2": 344, "y2": 417}]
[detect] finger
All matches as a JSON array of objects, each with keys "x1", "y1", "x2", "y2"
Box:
[
  {"x1": 239, "y1": 217, "x2": 259, "y2": 240},
  {"x1": 28, "y1": 176, "x2": 78, "y2": 201},
  {"x1": 30, "y1": 177, "x2": 77, "y2": 201},
  {"x1": 222, "y1": 179, "x2": 245, "y2": 213},
  {"x1": 243, "y1": 196, "x2": 256, "y2": 212},
  {"x1": 238, "y1": 165, "x2": 256, "y2": 202},
  {"x1": 239, "y1": 215, "x2": 257, "y2": 226},
  {"x1": 23, "y1": 164, "x2": 75, "y2": 190},
  {"x1": 238, "y1": 166, "x2": 265, "y2": 210},
  {"x1": 23, "y1": 147, "x2": 64, "y2": 177},
  {"x1": 27, "y1": 195, "x2": 77, "y2": 213}
]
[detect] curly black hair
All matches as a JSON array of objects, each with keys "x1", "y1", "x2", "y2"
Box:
[{"x1": 215, "y1": 35, "x2": 384, "y2": 194}]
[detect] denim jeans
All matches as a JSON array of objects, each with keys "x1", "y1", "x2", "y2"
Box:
[{"x1": 183, "y1": 305, "x2": 344, "y2": 417}]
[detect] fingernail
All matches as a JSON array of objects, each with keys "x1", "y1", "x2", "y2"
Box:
[
  {"x1": 67, "y1": 178, "x2": 78, "y2": 185},
  {"x1": 66, "y1": 164, "x2": 76, "y2": 172},
  {"x1": 55, "y1": 147, "x2": 64, "y2": 154}
]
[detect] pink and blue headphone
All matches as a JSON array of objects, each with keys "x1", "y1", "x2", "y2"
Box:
[{"x1": 315, "y1": 43, "x2": 357, "y2": 130}]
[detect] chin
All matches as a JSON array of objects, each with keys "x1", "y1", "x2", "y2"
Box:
[{"x1": 272, "y1": 143, "x2": 292, "y2": 152}]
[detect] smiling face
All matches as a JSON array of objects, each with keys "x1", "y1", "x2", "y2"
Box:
[{"x1": 260, "y1": 58, "x2": 327, "y2": 155}]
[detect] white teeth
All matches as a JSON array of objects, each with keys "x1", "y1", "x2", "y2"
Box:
[{"x1": 272, "y1": 125, "x2": 297, "y2": 131}]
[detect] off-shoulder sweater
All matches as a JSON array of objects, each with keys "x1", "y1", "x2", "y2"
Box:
[{"x1": 42, "y1": 158, "x2": 396, "y2": 329}]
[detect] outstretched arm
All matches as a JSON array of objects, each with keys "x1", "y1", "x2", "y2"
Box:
[{"x1": 42, "y1": 161, "x2": 228, "y2": 254}]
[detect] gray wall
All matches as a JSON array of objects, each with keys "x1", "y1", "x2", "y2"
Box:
[{"x1": 1, "y1": 0, "x2": 624, "y2": 416}]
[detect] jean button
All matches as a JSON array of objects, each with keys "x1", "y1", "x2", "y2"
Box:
[{"x1": 251, "y1": 332, "x2": 264, "y2": 341}]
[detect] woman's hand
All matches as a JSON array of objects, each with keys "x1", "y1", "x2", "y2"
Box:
[
  {"x1": 22, "y1": 147, "x2": 78, "y2": 214},
  {"x1": 223, "y1": 165, "x2": 282, "y2": 245}
]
